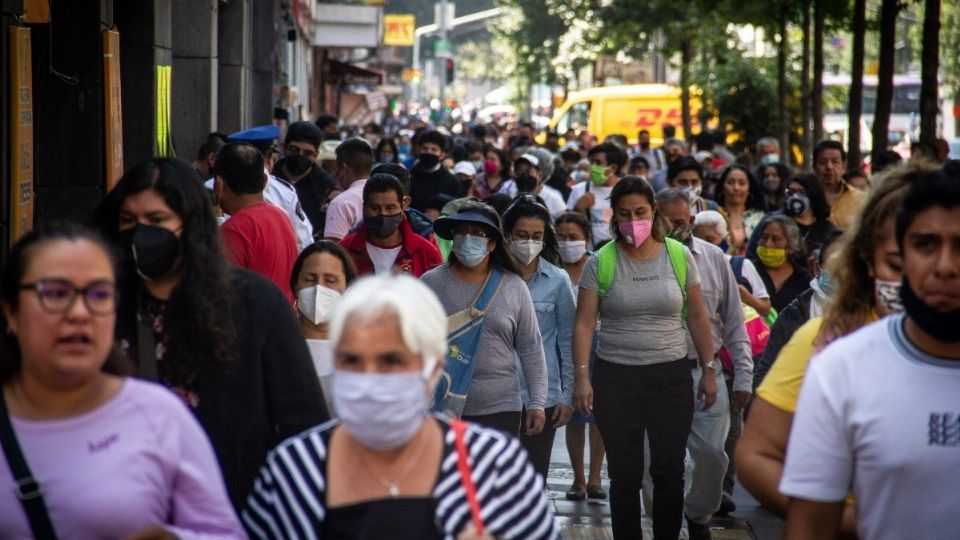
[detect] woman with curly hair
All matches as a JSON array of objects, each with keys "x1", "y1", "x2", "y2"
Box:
[{"x1": 93, "y1": 158, "x2": 329, "y2": 509}]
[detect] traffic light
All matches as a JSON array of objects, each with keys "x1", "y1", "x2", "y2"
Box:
[{"x1": 444, "y1": 58, "x2": 455, "y2": 85}]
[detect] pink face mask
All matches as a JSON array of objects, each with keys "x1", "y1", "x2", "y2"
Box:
[{"x1": 618, "y1": 219, "x2": 653, "y2": 247}]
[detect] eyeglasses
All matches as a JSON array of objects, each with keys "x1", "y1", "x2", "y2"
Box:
[
  {"x1": 785, "y1": 187, "x2": 807, "y2": 196},
  {"x1": 19, "y1": 279, "x2": 117, "y2": 316},
  {"x1": 286, "y1": 145, "x2": 318, "y2": 160}
]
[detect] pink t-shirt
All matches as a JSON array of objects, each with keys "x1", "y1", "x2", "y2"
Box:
[
  {"x1": 0, "y1": 379, "x2": 244, "y2": 539},
  {"x1": 323, "y1": 178, "x2": 367, "y2": 240}
]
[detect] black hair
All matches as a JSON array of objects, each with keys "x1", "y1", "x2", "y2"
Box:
[
  {"x1": 715, "y1": 164, "x2": 765, "y2": 211},
  {"x1": 371, "y1": 162, "x2": 410, "y2": 195},
  {"x1": 289, "y1": 240, "x2": 357, "y2": 295},
  {"x1": 629, "y1": 156, "x2": 650, "y2": 171},
  {"x1": 214, "y1": 142, "x2": 266, "y2": 195},
  {"x1": 335, "y1": 138, "x2": 374, "y2": 177},
  {"x1": 813, "y1": 139, "x2": 847, "y2": 163},
  {"x1": 451, "y1": 143, "x2": 468, "y2": 163},
  {"x1": 417, "y1": 130, "x2": 450, "y2": 153},
  {"x1": 818, "y1": 229, "x2": 845, "y2": 266},
  {"x1": 873, "y1": 150, "x2": 903, "y2": 174},
  {"x1": 446, "y1": 201, "x2": 521, "y2": 275},
  {"x1": 502, "y1": 195, "x2": 562, "y2": 266},
  {"x1": 895, "y1": 161, "x2": 960, "y2": 251},
  {"x1": 560, "y1": 148, "x2": 581, "y2": 163},
  {"x1": 426, "y1": 193, "x2": 456, "y2": 213},
  {"x1": 787, "y1": 173, "x2": 832, "y2": 221},
  {"x1": 375, "y1": 137, "x2": 400, "y2": 164},
  {"x1": 662, "y1": 124, "x2": 677, "y2": 138},
  {"x1": 667, "y1": 155, "x2": 704, "y2": 182},
  {"x1": 362, "y1": 173, "x2": 405, "y2": 205},
  {"x1": 609, "y1": 175, "x2": 670, "y2": 243},
  {"x1": 483, "y1": 144, "x2": 511, "y2": 178},
  {"x1": 195, "y1": 132, "x2": 227, "y2": 162},
  {"x1": 315, "y1": 114, "x2": 339, "y2": 132},
  {"x1": 483, "y1": 193, "x2": 514, "y2": 216},
  {"x1": 363, "y1": 122, "x2": 382, "y2": 135},
  {"x1": 464, "y1": 140, "x2": 484, "y2": 157},
  {"x1": 587, "y1": 142, "x2": 627, "y2": 172},
  {"x1": 0, "y1": 223, "x2": 133, "y2": 382},
  {"x1": 91, "y1": 158, "x2": 236, "y2": 369},
  {"x1": 554, "y1": 211, "x2": 593, "y2": 245}
]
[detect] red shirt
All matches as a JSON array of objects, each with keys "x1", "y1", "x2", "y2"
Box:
[
  {"x1": 341, "y1": 217, "x2": 443, "y2": 278},
  {"x1": 221, "y1": 201, "x2": 298, "y2": 304}
]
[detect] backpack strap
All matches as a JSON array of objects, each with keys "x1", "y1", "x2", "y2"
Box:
[
  {"x1": 664, "y1": 237, "x2": 688, "y2": 320},
  {"x1": 730, "y1": 256, "x2": 753, "y2": 293},
  {"x1": 0, "y1": 393, "x2": 58, "y2": 539},
  {"x1": 596, "y1": 241, "x2": 618, "y2": 297}
]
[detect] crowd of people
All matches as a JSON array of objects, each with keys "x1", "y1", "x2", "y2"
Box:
[{"x1": 1, "y1": 111, "x2": 958, "y2": 540}]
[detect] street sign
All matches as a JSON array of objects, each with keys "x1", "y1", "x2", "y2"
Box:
[
  {"x1": 383, "y1": 14, "x2": 415, "y2": 46},
  {"x1": 434, "y1": 38, "x2": 453, "y2": 58}
]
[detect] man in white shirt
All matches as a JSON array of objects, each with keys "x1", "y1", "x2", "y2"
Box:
[
  {"x1": 507, "y1": 149, "x2": 567, "y2": 220},
  {"x1": 781, "y1": 168, "x2": 960, "y2": 540},
  {"x1": 567, "y1": 142, "x2": 627, "y2": 247},
  {"x1": 324, "y1": 138, "x2": 372, "y2": 241}
]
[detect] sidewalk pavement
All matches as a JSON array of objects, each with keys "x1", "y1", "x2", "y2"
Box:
[{"x1": 546, "y1": 426, "x2": 784, "y2": 539}]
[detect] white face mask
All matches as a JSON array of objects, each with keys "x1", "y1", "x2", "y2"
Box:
[
  {"x1": 682, "y1": 185, "x2": 703, "y2": 200},
  {"x1": 297, "y1": 285, "x2": 341, "y2": 325},
  {"x1": 215, "y1": 215, "x2": 229, "y2": 227},
  {"x1": 332, "y1": 370, "x2": 428, "y2": 451},
  {"x1": 508, "y1": 239, "x2": 543, "y2": 266},
  {"x1": 558, "y1": 240, "x2": 587, "y2": 264},
  {"x1": 874, "y1": 279, "x2": 904, "y2": 315}
]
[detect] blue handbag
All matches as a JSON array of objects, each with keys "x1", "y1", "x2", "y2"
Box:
[{"x1": 431, "y1": 268, "x2": 505, "y2": 418}]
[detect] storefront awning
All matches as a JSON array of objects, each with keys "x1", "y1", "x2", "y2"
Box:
[{"x1": 326, "y1": 59, "x2": 384, "y2": 86}]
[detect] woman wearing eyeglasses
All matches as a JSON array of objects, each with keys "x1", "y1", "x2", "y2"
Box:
[
  {"x1": 0, "y1": 224, "x2": 243, "y2": 538},
  {"x1": 421, "y1": 201, "x2": 548, "y2": 438},
  {"x1": 502, "y1": 195, "x2": 576, "y2": 478},
  {"x1": 92, "y1": 158, "x2": 329, "y2": 510}
]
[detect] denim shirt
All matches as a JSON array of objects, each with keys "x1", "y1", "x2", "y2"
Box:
[{"x1": 519, "y1": 259, "x2": 577, "y2": 408}]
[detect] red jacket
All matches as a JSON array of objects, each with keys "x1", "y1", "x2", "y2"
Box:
[{"x1": 341, "y1": 217, "x2": 443, "y2": 278}]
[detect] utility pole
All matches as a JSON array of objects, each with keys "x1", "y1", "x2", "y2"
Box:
[{"x1": 437, "y1": 0, "x2": 449, "y2": 123}]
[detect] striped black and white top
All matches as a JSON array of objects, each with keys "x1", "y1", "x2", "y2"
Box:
[{"x1": 242, "y1": 417, "x2": 559, "y2": 539}]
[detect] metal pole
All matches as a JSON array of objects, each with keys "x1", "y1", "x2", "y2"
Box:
[{"x1": 438, "y1": 0, "x2": 448, "y2": 123}]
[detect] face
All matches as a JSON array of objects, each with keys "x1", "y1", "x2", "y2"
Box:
[
  {"x1": 723, "y1": 169, "x2": 750, "y2": 205},
  {"x1": 453, "y1": 223, "x2": 496, "y2": 253},
  {"x1": 510, "y1": 216, "x2": 546, "y2": 242},
  {"x1": 287, "y1": 141, "x2": 319, "y2": 162},
  {"x1": 118, "y1": 189, "x2": 184, "y2": 236},
  {"x1": 665, "y1": 143, "x2": 685, "y2": 163},
  {"x1": 901, "y1": 206, "x2": 960, "y2": 311},
  {"x1": 556, "y1": 222, "x2": 588, "y2": 243},
  {"x1": 758, "y1": 143, "x2": 778, "y2": 161},
  {"x1": 658, "y1": 199, "x2": 692, "y2": 232},
  {"x1": 296, "y1": 252, "x2": 348, "y2": 295},
  {"x1": 3, "y1": 239, "x2": 116, "y2": 388},
  {"x1": 420, "y1": 142, "x2": 443, "y2": 157},
  {"x1": 364, "y1": 190, "x2": 404, "y2": 219},
  {"x1": 335, "y1": 314, "x2": 428, "y2": 377},
  {"x1": 639, "y1": 132, "x2": 651, "y2": 147},
  {"x1": 671, "y1": 170, "x2": 702, "y2": 192},
  {"x1": 814, "y1": 148, "x2": 845, "y2": 188},
  {"x1": 786, "y1": 181, "x2": 808, "y2": 200},
  {"x1": 614, "y1": 193, "x2": 655, "y2": 225},
  {"x1": 759, "y1": 222, "x2": 789, "y2": 251},
  {"x1": 629, "y1": 163, "x2": 649, "y2": 177},
  {"x1": 694, "y1": 224, "x2": 724, "y2": 246}
]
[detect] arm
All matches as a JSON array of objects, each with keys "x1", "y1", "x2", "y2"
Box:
[
  {"x1": 685, "y1": 284, "x2": 718, "y2": 409},
  {"x1": 739, "y1": 285, "x2": 772, "y2": 318},
  {"x1": 741, "y1": 258, "x2": 772, "y2": 317},
  {"x1": 718, "y1": 259, "x2": 753, "y2": 407},
  {"x1": 572, "y1": 287, "x2": 599, "y2": 415},
  {"x1": 734, "y1": 397, "x2": 792, "y2": 516},
  {"x1": 785, "y1": 499, "x2": 845, "y2": 540},
  {"x1": 514, "y1": 283, "x2": 548, "y2": 435},
  {"x1": 552, "y1": 275, "x2": 577, "y2": 427}
]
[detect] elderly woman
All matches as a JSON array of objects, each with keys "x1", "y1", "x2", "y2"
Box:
[
  {"x1": 0, "y1": 225, "x2": 242, "y2": 538},
  {"x1": 749, "y1": 215, "x2": 813, "y2": 313},
  {"x1": 242, "y1": 275, "x2": 558, "y2": 539}
]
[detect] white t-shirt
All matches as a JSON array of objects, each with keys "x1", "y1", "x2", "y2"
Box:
[
  {"x1": 539, "y1": 185, "x2": 567, "y2": 220},
  {"x1": 781, "y1": 315, "x2": 960, "y2": 540},
  {"x1": 566, "y1": 182, "x2": 614, "y2": 247},
  {"x1": 306, "y1": 339, "x2": 334, "y2": 414},
  {"x1": 725, "y1": 254, "x2": 769, "y2": 299},
  {"x1": 365, "y1": 242, "x2": 403, "y2": 275}
]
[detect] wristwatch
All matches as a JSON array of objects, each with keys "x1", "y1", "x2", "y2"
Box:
[{"x1": 703, "y1": 360, "x2": 718, "y2": 371}]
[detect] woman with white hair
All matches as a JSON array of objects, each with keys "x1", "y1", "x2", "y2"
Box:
[
  {"x1": 693, "y1": 210, "x2": 771, "y2": 318},
  {"x1": 242, "y1": 275, "x2": 558, "y2": 539}
]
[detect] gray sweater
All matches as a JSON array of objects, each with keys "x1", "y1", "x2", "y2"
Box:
[{"x1": 421, "y1": 265, "x2": 548, "y2": 415}]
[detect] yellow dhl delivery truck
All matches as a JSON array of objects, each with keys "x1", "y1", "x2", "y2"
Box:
[{"x1": 545, "y1": 84, "x2": 702, "y2": 146}]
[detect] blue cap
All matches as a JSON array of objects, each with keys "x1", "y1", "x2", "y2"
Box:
[{"x1": 227, "y1": 124, "x2": 280, "y2": 143}]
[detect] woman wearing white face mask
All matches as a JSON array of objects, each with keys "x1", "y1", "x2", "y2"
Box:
[
  {"x1": 502, "y1": 195, "x2": 577, "y2": 479},
  {"x1": 290, "y1": 241, "x2": 357, "y2": 412},
  {"x1": 242, "y1": 275, "x2": 559, "y2": 539},
  {"x1": 421, "y1": 202, "x2": 549, "y2": 439}
]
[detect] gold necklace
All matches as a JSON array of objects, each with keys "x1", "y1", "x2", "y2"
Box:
[{"x1": 353, "y1": 425, "x2": 427, "y2": 498}]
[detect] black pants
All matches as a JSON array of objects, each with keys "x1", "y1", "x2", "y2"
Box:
[
  {"x1": 593, "y1": 359, "x2": 694, "y2": 540},
  {"x1": 521, "y1": 405, "x2": 558, "y2": 478},
  {"x1": 723, "y1": 375, "x2": 742, "y2": 496},
  {"x1": 462, "y1": 411, "x2": 522, "y2": 438}
]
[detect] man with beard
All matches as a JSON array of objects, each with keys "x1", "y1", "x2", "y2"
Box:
[
  {"x1": 273, "y1": 121, "x2": 339, "y2": 236},
  {"x1": 782, "y1": 163, "x2": 960, "y2": 539}
]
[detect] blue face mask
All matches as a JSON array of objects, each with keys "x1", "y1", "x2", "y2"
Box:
[
  {"x1": 718, "y1": 240, "x2": 730, "y2": 254},
  {"x1": 452, "y1": 234, "x2": 490, "y2": 268},
  {"x1": 399, "y1": 144, "x2": 410, "y2": 155},
  {"x1": 818, "y1": 268, "x2": 838, "y2": 297}
]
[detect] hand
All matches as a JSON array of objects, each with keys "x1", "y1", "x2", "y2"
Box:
[
  {"x1": 575, "y1": 191, "x2": 596, "y2": 212},
  {"x1": 123, "y1": 526, "x2": 177, "y2": 540},
  {"x1": 574, "y1": 378, "x2": 594, "y2": 416},
  {"x1": 457, "y1": 525, "x2": 496, "y2": 540},
  {"x1": 525, "y1": 408, "x2": 546, "y2": 435},
  {"x1": 731, "y1": 390, "x2": 751, "y2": 412},
  {"x1": 552, "y1": 403, "x2": 574, "y2": 428},
  {"x1": 698, "y1": 371, "x2": 718, "y2": 410},
  {"x1": 737, "y1": 284, "x2": 753, "y2": 304}
]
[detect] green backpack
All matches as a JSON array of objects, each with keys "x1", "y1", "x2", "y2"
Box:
[{"x1": 596, "y1": 237, "x2": 689, "y2": 320}]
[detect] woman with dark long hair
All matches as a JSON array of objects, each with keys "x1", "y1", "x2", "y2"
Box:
[
  {"x1": 420, "y1": 201, "x2": 548, "y2": 438},
  {"x1": 502, "y1": 195, "x2": 576, "y2": 478},
  {"x1": 92, "y1": 158, "x2": 328, "y2": 509},
  {"x1": 754, "y1": 162, "x2": 792, "y2": 212},
  {"x1": 715, "y1": 165, "x2": 766, "y2": 255},
  {"x1": 375, "y1": 137, "x2": 400, "y2": 165}
]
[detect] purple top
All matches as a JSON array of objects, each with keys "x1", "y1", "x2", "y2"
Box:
[{"x1": 0, "y1": 378, "x2": 245, "y2": 539}]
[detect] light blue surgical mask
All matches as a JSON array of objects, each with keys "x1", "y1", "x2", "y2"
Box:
[
  {"x1": 332, "y1": 370, "x2": 428, "y2": 451},
  {"x1": 452, "y1": 234, "x2": 491, "y2": 268},
  {"x1": 760, "y1": 153, "x2": 780, "y2": 165},
  {"x1": 818, "y1": 268, "x2": 838, "y2": 297}
]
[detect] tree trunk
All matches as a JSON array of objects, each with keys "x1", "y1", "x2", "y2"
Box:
[
  {"x1": 801, "y1": 2, "x2": 812, "y2": 167},
  {"x1": 812, "y1": 0, "x2": 825, "y2": 146},
  {"x1": 681, "y1": 39, "x2": 693, "y2": 142},
  {"x1": 848, "y1": 0, "x2": 866, "y2": 168},
  {"x1": 871, "y1": 0, "x2": 900, "y2": 166},
  {"x1": 778, "y1": 2, "x2": 790, "y2": 166},
  {"x1": 919, "y1": 0, "x2": 941, "y2": 146}
]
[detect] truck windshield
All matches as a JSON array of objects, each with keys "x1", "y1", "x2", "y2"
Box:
[{"x1": 557, "y1": 101, "x2": 591, "y2": 134}]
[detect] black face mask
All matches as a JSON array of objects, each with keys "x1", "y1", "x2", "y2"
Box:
[
  {"x1": 515, "y1": 173, "x2": 538, "y2": 194},
  {"x1": 120, "y1": 224, "x2": 181, "y2": 281},
  {"x1": 284, "y1": 155, "x2": 313, "y2": 177},
  {"x1": 901, "y1": 277, "x2": 960, "y2": 343},
  {"x1": 366, "y1": 213, "x2": 404, "y2": 239},
  {"x1": 418, "y1": 153, "x2": 440, "y2": 169}
]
